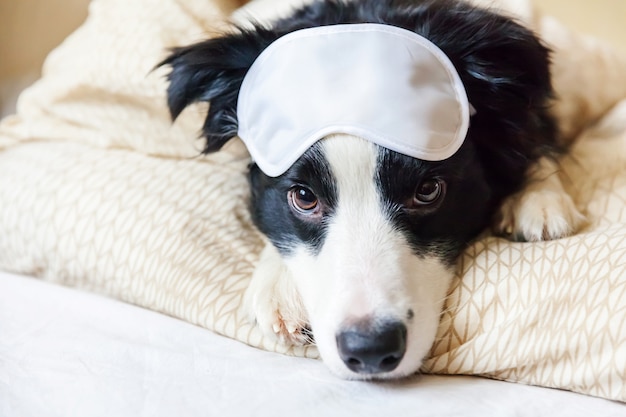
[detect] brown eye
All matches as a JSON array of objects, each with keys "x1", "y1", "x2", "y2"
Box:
[
  {"x1": 413, "y1": 178, "x2": 445, "y2": 206},
  {"x1": 289, "y1": 186, "x2": 319, "y2": 215}
]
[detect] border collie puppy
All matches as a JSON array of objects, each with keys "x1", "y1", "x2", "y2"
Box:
[{"x1": 161, "y1": 0, "x2": 583, "y2": 379}]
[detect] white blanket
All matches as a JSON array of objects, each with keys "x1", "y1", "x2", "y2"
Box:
[{"x1": 1, "y1": 271, "x2": 624, "y2": 417}]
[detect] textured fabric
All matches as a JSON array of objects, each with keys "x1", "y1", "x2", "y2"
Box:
[
  {"x1": 423, "y1": 102, "x2": 626, "y2": 400},
  {"x1": 1, "y1": 0, "x2": 626, "y2": 402},
  {"x1": 238, "y1": 23, "x2": 470, "y2": 176}
]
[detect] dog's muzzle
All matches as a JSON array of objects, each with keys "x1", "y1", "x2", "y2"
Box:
[{"x1": 336, "y1": 318, "x2": 407, "y2": 375}]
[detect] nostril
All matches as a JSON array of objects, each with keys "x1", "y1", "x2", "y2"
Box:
[
  {"x1": 336, "y1": 319, "x2": 407, "y2": 375},
  {"x1": 347, "y1": 357, "x2": 362, "y2": 366},
  {"x1": 381, "y1": 354, "x2": 401, "y2": 368}
]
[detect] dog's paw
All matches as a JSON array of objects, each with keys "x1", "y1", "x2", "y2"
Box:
[
  {"x1": 494, "y1": 188, "x2": 585, "y2": 242},
  {"x1": 243, "y1": 244, "x2": 311, "y2": 346},
  {"x1": 249, "y1": 297, "x2": 311, "y2": 346}
]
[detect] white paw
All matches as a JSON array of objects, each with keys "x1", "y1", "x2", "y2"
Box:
[
  {"x1": 243, "y1": 244, "x2": 311, "y2": 346},
  {"x1": 494, "y1": 188, "x2": 585, "y2": 242}
]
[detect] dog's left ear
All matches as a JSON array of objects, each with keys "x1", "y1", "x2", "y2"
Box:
[{"x1": 160, "y1": 28, "x2": 276, "y2": 153}]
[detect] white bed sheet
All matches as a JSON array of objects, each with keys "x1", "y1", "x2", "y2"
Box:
[{"x1": 1, "y1": 270, "x2": 624, "y2": 417}]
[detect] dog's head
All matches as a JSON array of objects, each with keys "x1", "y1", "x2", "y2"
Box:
[{"x1": 162, "y1": 0, "x2": 557, "y2": 378}]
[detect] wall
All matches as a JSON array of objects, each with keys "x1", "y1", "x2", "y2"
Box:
[
  {"x1": 0, "y1": 0, "x2": 624, "y2": 115},
  {"x1": 0, "y1": 0, "x2": 90, "y2": 80},
  {"x1": 536, "y1": 0, "x2": 626, "y2": 56}
]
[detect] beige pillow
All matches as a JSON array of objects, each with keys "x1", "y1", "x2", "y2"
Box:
[
  {"x1": 424, "y1": 101, "x2": 626, "y2": 399},
  {"x1": 1, "y1": 0, "x2": 626, "y2": 401}
]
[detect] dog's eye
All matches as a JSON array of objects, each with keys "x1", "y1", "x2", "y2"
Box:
[
  {"x1": 412, "y1": 178, "x2": 446, "y2": 206},
  {"x1": 289, "y1": 186, "x2": 319, "y2": 215}
]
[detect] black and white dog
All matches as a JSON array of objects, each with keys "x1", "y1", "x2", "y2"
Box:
[{"x1": 162, "y1": 0, "x2": 583, "y2": 379}]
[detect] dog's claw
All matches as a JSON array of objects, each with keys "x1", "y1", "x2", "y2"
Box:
[
  {"x1": 247, "y1": 295, "x2": 310, "y2": 346},
  {"x1": 247, "y1": 296, "x2": 310, "y2": 346},
  {"x1": 261, "y1": 311, "x2": 310, "y2": 345},
  {"x1": 282, "y1": 322, "x2": 308, "y2": 344}
]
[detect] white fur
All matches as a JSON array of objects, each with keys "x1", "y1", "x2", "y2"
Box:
[
  {"x1": 243, "y1": 243, "x2": 309, "y2": 345},
  {"x1": 244, "y1": 134, "x2": 583, "y2": 379},
  {"x1": 494, "y1": 156, "x2": 585, "y2": 241},
  {"x1": 244, "y1": 135, "x2": 454, "y2": 379}
]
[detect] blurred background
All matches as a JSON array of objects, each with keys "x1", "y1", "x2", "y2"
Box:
[
  {"x1": 1, "y1": 0, "x2": 90, "y2": 117},
  {"x1": 1, "y1": 0, "x2": 625, "y2": 118}
]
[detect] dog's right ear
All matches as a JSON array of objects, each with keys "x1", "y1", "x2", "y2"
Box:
[{"x1": 160, "y1": 28, "x2": 276, "y2": 153}]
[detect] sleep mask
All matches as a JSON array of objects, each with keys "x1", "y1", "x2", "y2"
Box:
[{"x1": 237, "y1": 23, "x2": 472, "y2": 177}]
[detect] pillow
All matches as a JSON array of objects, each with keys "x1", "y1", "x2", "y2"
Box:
[
  {"x1": 424, "y1": 101, "x2": 626, "y2": 399},
  {"x1": 1, "y1": 0, "x2": 626, "y2": 401}
]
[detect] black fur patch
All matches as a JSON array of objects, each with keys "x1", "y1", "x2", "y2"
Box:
[
  {"x1": 248, "y1": 143, "x2": 338, "y2": 255},
  {"x1": 376, "y1": 142, "x2": 491, "y2": 265}
]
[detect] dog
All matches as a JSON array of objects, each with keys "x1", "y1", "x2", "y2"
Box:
[{"x1": 161, "y1": 0, "x2": 584, "y2": 379}]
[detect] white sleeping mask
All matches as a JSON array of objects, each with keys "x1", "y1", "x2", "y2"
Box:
[{"x1": 237, "y1": 23, "x2": 471, "y2": 177}]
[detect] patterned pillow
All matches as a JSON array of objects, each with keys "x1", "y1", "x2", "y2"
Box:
[
  {"x1": 1, "y1": 0, "x2": 626, "y2": 401},
  {"x1": 424, "y1": 104, "x2": 626, "y2": 399}
]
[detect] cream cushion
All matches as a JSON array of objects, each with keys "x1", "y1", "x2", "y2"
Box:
[{"x1": 1, "y1": 0, "x2": 626, "y2": 402}]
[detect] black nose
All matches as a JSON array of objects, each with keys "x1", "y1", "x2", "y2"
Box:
[{"x1": 336, "y1": 320, "x2": 407, "y2": 374}]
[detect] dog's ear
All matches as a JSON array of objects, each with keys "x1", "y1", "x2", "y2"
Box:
[
  {"x1": 420, "y1": 3, "x2": 560, "y2": 195},
  {"x1": 445, "y1": 17, "x2": 555, "y2": 134},
  {"x1": 160, "y1": 28, "x2": 276, "y2": 153}
]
